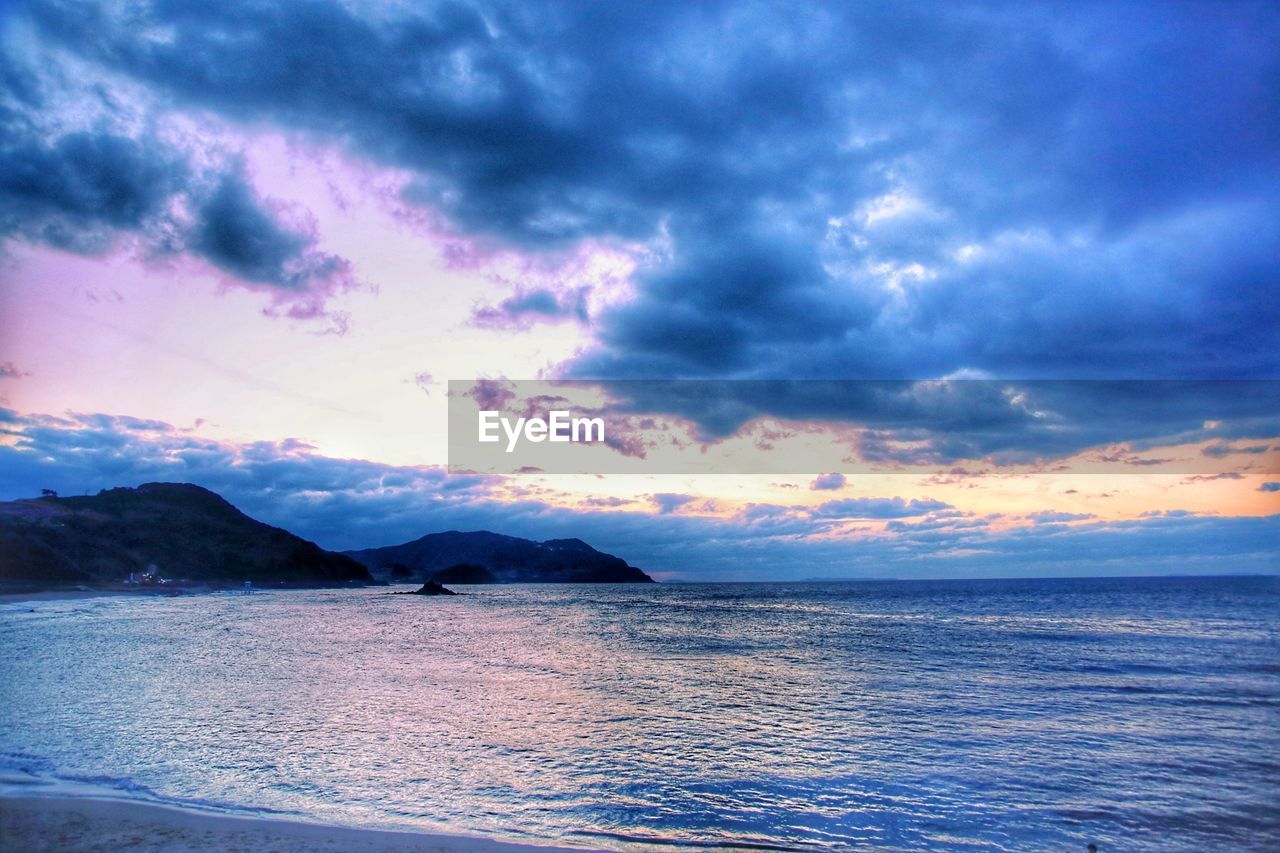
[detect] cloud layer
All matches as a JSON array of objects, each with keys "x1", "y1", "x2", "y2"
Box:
[
  {"x1": 449, "y1": 379, "x2": 1280, "y2": 471},
  {"x1": 4, "y1": 0, "x2": 1277, "y2": 377},
  {"x1": 2, "y1": 410, "x2": 1275, "y2": 579}
]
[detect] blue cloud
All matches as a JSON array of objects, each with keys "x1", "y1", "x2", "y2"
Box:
[
  {"x1": 810, "y1": 497, "x2": 951, "y2": 520},
  {"x1": 0, "y1": 128, "x2": 353, "y2": 308},
  {"x1": 650, "y1": 493, "x2": 697, "y2": 515},
  {"x1": 191, "y1": 169, "x2": 350, "y2": 292},
  {"x1": 1203, "y1": 441, "x2": 1272, "y2": 458},
  {"x1": 5, "y1": 1, "x2": 1276, "y2": 377},
  {"x1": 472, "y1": 286, "x2": 589, "y2": 329},
  {"x1": 0, "y1": 132, "x2": 180, "y2": 252},
  {"x1": 810, "y1": 473, "x2": 845, "y2": 491}
]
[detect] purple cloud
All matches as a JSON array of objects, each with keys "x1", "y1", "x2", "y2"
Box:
[
  {"x1": 0, "y1": 133, "x2": 354, "y2": 325},
  {"x1": 810, "y1": 473, "x2": 846, "y2": 491},
  {"x1": 1025, "y1": 511, "x2": 1098, "y2": 524},
  {"x1": 650, "y1": 493, "x2": 697, "y2": 515},
  {"x1": 472, "y1": 287, "x2": 590, "y2": 330},
  {"x1": 6, "y1": 1, "x2": 1275, "y2": 378}
]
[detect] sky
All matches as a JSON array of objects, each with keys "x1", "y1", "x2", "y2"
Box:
[{"x1": 0, "y1": 0, "x2": 1277, "y2": 580}]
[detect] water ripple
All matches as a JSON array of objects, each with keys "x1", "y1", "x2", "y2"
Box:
[{"x1": 0, "y1": 576, "x2": 1276, "y2": 850}]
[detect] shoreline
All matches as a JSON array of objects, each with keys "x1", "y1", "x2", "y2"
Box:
[
  {"x1": 0, "y1": 582, "x2": 392, "y2": 605},
  {"x1": 0, "y1": 794, "x2": 597, "y2": 853},
  {"x1": 0, "y1": 589, "x2": 173, "y2": 605}
]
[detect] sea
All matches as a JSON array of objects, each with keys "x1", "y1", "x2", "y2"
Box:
[{"x1": 1, "y1": 576, "x2": 1277, "y2": 851}]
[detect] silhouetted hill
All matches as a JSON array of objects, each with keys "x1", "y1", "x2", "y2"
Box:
[
  {"x1": 0, "y1": 483, "x2": 371, "y2": 589},
  {"x1": 432, "y1": 563, "x2": 498, "y2": 584},
  {"x1": 346, "y1": 531, "x2": 653, "y2": 583}
]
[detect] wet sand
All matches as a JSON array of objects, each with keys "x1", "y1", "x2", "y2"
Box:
[{"x1": 0, "y1": 796, "x2": 593, "y2": 852}]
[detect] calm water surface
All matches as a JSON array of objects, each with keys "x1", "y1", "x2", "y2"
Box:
[{"x1": 1, "y1": 577, "x2": 1277, "y2": 850}]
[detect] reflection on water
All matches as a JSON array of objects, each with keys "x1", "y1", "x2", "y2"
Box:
[{"x1": 1, "y1": 576, "x2": 1277, "y2": 850}]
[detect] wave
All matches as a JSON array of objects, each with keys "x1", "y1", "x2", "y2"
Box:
[{"x1": 0, "y1": 751, "x2": 302, "y2": 820}]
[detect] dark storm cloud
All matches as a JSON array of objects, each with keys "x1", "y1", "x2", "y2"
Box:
[
  {"x1": 10, "y1": 1, "x2": 1276, "y2": 379},
  {"x1": 0, "y1": 132, "x2": 180, "y2": 252},
  {"x1": 0, "y1": 50, "x2": 353, "y2": 313},
  {"x1": 24, "y1": 0, "x2": 859, "y2": 246},
  {"x1": 588, "y1": 229, "x2": 878, "y2": 374},
  {"x1": 189, "y1": 169, "x2": 351, "y2": 292}
]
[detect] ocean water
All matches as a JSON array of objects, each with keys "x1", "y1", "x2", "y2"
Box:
[{"x1": 1, "y1": 576, "x2": 1277, "y2": 851}]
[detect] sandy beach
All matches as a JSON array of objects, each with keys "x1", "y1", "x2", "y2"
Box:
[{"x1": 0, "y1": 796, "x2": 593, "y2": 853}]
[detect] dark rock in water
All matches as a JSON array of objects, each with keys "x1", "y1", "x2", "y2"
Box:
[
  {"x1": 407, "y1": 580, "x2": 457, "y2": 596},
  {"x1": 346, "y1": 530, "x2": 653, "y2": 583},
  {"x1": 432, "y1": 563, "x2": 497, "y2": 584},
  {"x1": 0, "y1": 483, "x2": 372, "y2": 589}
]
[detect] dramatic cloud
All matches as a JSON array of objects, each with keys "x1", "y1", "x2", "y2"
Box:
[
  {"x1": 0, "y1": 132, "x2": 181, "y2": 253},
  {"x1": 0, "y1": 130, "x2": 354, "y2": 315},
  {"x1": 464, "y1": 379, "x2": 1280, "y2": 469},
  {"x1": 190, "y1": 169, "x2": 352, "y2": 295},
  {"x1": 0, "y1": 38, "x2": 355, "y2": 321},
  {"x1": 5, "y1": 1, "x2": 1275, "y2": 378}
]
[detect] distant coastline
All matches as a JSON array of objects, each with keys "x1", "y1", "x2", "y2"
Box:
[{"x1": 1, "y1": 482, "x2": 653, "y2": 595}]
